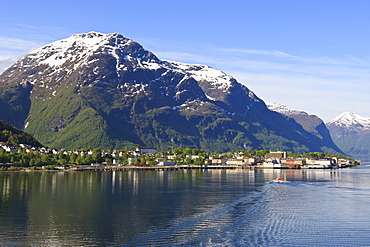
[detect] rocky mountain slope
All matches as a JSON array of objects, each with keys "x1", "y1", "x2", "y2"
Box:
[
  {"x1": 326, "y1": 112, "x2": 370, "y2": 156},
  {"x1": 266, "y1": 103, "x2": 343, "y2": 154},
  {"x1": 0, "y1": 32, "x2": 343, "y2": 153}
]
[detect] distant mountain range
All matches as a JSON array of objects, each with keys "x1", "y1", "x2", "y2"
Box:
[
  {"x1": 326, "y1": 112, "x2": 370, "y2": 156},
  {"x1": 0, "y1": 31, "x2": 344, "y2": 153}
]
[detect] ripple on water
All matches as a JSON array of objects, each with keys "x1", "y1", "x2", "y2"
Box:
[{"x1": 125, "y1": 181, "x2": 370, "y2": 246}]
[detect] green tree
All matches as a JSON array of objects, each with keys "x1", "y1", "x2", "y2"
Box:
[
  {"x1": 173, "y1": 148, "x2": 183, "y2": 155},
  {"x1": 146, "y1": 157, "x2": 157, "y2": 166},
  {"x1": 255, "y1": 150, "x2": 269, "y2": 157},
  {"x1": 184, "y1": 157, "x2": 192, "y2": 165},
  {"x1": 75, "y1": 156, "x2": 85, "y2": 165},
  {"x1": 104, "y1": 157, "x2": 112, "y2": 164},
  {"x1": 69, "y1": 153, "x2": 78, "y2": 164},
  {"x1": 194, "y1": 157, "x2": 204, "y2": 166},
  {"x1": 92, "y1": 148, "x2": 102, "y2": 163}
]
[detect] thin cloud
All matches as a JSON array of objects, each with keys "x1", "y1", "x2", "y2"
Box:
[
  {"x1": 212, "y1": 45, "x2": 370, "y2": 67},
  {"x1": 215, "y1": 47, "x2": 300, "y2": 59},
  {"x1": 0, "y1": 36, "x2": 41, "y2": 51},
  {"x1": 14, "y1": 23, "x2": 40, "y2": 30}
]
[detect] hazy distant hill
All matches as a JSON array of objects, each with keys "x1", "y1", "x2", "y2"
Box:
[
  {"x1": 0, "y1": 32, "x2": 343, "y2": 153},
  {"x1": 327, "y1": 112, "x2": 370, "y2": 156}
]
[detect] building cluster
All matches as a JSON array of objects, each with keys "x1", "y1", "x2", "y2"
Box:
[
  {"x1": 0, "y1": 142, "x2": 127, "y2": 157},
  {"x1": 0, "y1": 143, "x2": 357, "y2": 169},
  {"x1": 0, "y1": 142, "x2": 21, "y2": 153},
  {"x1": 0, "y1": 142, "x2": 59, "y2": 154},
  {"x1": 132, "y1": 149, "x2": 356, "y2": 169},
  {"x1": 261, "y1": 151, "x2": 355, "y2": 169}
]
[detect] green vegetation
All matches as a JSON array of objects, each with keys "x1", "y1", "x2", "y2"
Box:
[
  {"x1": 300, "y1": 152, "x2": 354, "y2": 160},
  {"x1": 0, "y1": 148, "x2": 114, "y2": 169},
  {"x1": 0, "y1": 145, "x2": 355, "y2": 171},
  {"x1": 0, "y1": 78, "x2": 343, "y2": 154},
  {"x1": 0, "y1": 112, "x2": 354, "y2": 170},
  {"x1": 0, "y1": 120, "x2": 42, "y2": 147}
]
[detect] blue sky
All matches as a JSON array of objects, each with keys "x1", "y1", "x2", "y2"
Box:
[{"x1": 1, "y1": 0, "x2": 370, "y2": 122}]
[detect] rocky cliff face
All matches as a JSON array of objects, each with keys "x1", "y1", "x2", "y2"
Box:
[
  {"x1": 0, "y1": 32, "x2": 343, "y2": 153},
  {"x1": 327, "y1": 112, "x2": 370, "y2": 156}
]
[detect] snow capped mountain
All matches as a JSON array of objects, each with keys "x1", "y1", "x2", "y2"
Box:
[
  {"x1": 0, "y1": 32, "x2": 343, "y2": 153},
  {"x1": 16, "y1": 32, "x2": 233, "y2": 91},
  {"x1": 6, "y1": 32, "x2": 160, "y2": 88},
  {"x1": 29, "y1": 31, "x2": 160, "y2": 69},
  {"x1": 326, "y1": 112, "x2": 370, "y2": 156},
  {"x1": 3, "y1": 31, "x2": 257, "y2": 111},
  {"x1": 327, "y1": 112, "x2": 370, "y2": 130}
]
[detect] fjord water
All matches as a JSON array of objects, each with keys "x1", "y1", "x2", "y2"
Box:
[{"x1": 1, "y1": 164, "x2": 370, "y2": 246}]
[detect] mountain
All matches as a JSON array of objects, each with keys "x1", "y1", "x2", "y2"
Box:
[
  {"x1": 326, "y1": 112, "x2": 370, "y2": 156},
  {"x1": 0, "y1": 31, "x2": 342, "y2": 153},
  {"x1": 0, "y1": 120, "x2": 43, "y2": 147},
  {"x1": 266, "y1": 103, "x2": 344, "y2": 154}
]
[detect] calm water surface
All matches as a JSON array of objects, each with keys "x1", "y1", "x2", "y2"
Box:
[{"x1": 1, "y1": 163, "x2": 370, "y2": 246}]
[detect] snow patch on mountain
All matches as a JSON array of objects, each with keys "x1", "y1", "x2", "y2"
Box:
[
  {"x1": 22, "y1": 32, "x2": 237, "y2": 96},
  {"x1": 164, "y1": 61, "x2": 234, "y2": 92},
  {"x1": 25, "y1": 31, "x2": 161, "y2": 77},
  {"x1": 3, "y1": 31, "x2": 260, "y2": 106},
  {"x1": 31, "y1": 32, "x2": 109, "y2": 67},
  {"x1": 266, "y1": 102, "x2": 305, "y2": 116},
  {"x1": 327, "y1": 112, "x2": 370, "y2": 130}
]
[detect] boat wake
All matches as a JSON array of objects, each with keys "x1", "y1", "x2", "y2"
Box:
[{"x1": 125, "y1": 179, "x2": 370, "y2": 246}]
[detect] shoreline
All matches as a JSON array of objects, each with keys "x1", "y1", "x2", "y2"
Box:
[{"x1": 0, "y1": 163, "x2": 362, "y2": 173}]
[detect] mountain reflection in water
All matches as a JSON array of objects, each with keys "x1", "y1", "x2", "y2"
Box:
[{"x1": 1, "y1": 165, "x2": 370, "y2": 246}]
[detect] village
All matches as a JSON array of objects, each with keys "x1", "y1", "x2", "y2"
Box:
[{"x1": 0, "y1": 142, "x2": 359, "y2": 170}]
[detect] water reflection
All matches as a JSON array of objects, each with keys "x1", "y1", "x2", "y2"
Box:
[
  {"x1": 0, "y1": 166, "x2": 370, "y2": 246},
  {"x1": 0, "y1": 170, "x2": 256, "y2": 245}
]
